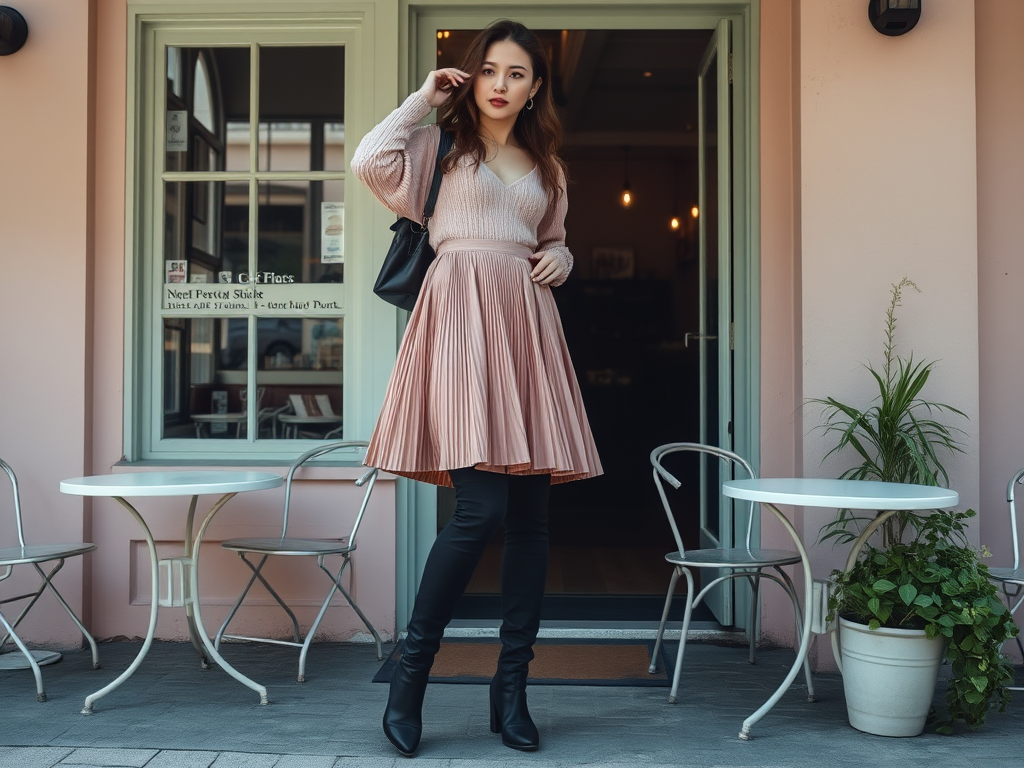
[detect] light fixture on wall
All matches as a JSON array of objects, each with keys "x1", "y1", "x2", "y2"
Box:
[
  {"x1": 868, "y1": 0, "x2": 921, "y2": 37},
  {"x1": 0, "y1": 6, "x2": 28, "y2": 56},
  {"x1": 620, "y1": 147, "x2": 633, "y2": 208}
]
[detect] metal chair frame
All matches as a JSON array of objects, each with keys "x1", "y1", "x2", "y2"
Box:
[
  {"x1": 987, "y1": 468, "x2": 1024, "y2": 688},
  {"x1": 0, "y1": 458, "x2": 99, "y2": 701},
  {"x1": 649, "y1": 443, "x2": 814, "y2": 704},
  {"x1": 214, "y1": 442, "x2": 383, "y2": 681}
]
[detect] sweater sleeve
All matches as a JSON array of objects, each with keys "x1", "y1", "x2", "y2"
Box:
[
  {"x1": 350, "y1": 91, "x2": 439, "y2": 224},
  {"x1": 535, "y1": 172, "x2": 574, "y2": 287}
]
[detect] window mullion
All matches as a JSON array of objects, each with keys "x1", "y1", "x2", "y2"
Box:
[{"x1": 246, "y1": 42, "x2": 260, "y2": 442}]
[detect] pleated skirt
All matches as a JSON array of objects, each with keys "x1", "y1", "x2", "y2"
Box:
[{"x1": 365, "y1": 239, "x2": 603, "y2": 487}]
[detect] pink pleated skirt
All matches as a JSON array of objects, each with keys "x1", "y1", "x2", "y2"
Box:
[{"x1": 365, "y1": 239, "x2": 603, "y2": 487}]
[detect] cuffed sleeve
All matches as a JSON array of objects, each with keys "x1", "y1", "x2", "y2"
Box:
[{"x1": 535, "y1": 173, "x2": 574, "y2": 287}]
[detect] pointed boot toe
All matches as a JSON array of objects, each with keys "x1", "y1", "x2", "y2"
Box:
[
  {"x1": 382, "y1": 664, "x2": 429, "y2": 757},
  {"x1": 382, "y1": 713, "x2": 421, "y2": 757}
]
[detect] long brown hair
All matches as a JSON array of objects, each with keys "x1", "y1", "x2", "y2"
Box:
[{"x1": 437, "y1": 20, "x2": 566, "y2": 200}]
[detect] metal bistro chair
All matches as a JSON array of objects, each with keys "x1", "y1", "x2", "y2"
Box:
[
  {"x1": 987, "y1": 467, "x2": 1024, "y2": 689},
  {"x1": 649, "y1": 443, "x2": 814, "y2": 704},
  {"x1": 0, "y1": 458, "x2": 99, "y2": 701},
  {"x1": 215, "y1": 442, "x2": 384, "y2": 681}
]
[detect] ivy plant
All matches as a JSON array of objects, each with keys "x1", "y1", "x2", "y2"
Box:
[{"x1": 830, "y1": 509, "x2": 1018, "y2": 733}]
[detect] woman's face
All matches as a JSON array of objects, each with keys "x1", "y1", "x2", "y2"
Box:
[{"x1": 472, "y1": 39, "x2": 541, "y2": 123}]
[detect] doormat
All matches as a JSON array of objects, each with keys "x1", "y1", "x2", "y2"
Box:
[{"x1": 372, "y1": 638, "x2": 672, "y2": 686}]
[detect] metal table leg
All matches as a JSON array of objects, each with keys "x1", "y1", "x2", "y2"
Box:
[
  {"x1": 738, "y1": 502, "x2": 813, "y2": 739},
  {"x1": 82, "y1": 497, "x2": 159, "y2": 714},
  {"x1": 188, "y1": 492, "x2": 270, "y2": 704}
]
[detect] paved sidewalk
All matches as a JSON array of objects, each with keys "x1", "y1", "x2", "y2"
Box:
[{"x1": 1, "y1": 640, "x2": 1022, "y2": 768}]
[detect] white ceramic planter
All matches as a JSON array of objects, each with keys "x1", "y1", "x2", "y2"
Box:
[{"x1": 838, "y1": 617, "x2": 944, "y2": 737}]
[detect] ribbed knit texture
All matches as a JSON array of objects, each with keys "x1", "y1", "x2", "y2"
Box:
[{"x1": 352, "y1": 92, "x2": 602, "y2": 486}]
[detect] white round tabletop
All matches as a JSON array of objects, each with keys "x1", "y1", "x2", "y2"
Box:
[
  {"x1": 722, "y1": 477, "x2": 958, "y2": 510},
  {"x1": 60, "y1": 470, "x2": 283, "y2": 497},
  {"x1": 191, "y1": 413, "x2": 247, "y2": 422}
]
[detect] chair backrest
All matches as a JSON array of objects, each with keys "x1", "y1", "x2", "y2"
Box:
[
  {"x1": 280, "y1": 441, "x2": 377, "y2": 546},
  {"x1": 0, "y1": 457, "x2": 27, "y2": 549},
  {"x1": 1006, "y1": 468, "x2": 1024, "y2": 571},
  {"x1": 650, "y1": 442, "x2": 757, "y2": 557}
]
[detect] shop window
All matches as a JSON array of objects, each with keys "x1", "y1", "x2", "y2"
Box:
[{"x1": 145, "y1": 39, "x2": 348, "y2": 454}]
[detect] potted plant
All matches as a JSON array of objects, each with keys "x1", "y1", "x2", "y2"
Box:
[{"x1": 813, "y1": 278, "x2": 1018, "y2": 735}]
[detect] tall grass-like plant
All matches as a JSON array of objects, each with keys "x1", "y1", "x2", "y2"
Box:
[{"x1": 812, "y1": 278, "x2": 967, "y2": 548}]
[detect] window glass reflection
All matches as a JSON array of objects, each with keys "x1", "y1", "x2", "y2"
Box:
[
  {"x1": 163, "y1": 181, "x2": 248, "y2": 287},
  {"x1": 166, "y1": 46, "x2": 250, "y2": 172},
  {"x1": 257, "y1": 180, "x2": 344, "y2": 284},
  {"x1": 255, "y1": 317, "x2": 344, "y2": 440},
  {"x1": 163, "y1": 317, "x2": 248, "y2": 440}
]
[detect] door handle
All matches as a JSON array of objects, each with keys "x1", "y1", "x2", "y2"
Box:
[{"x1": 684, "y1": 332, "x2": 717, "y2": 348}]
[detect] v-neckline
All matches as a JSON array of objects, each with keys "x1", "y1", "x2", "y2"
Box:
[{"x1": 480, "y1": 162, "x2": 537, "y2": 189}]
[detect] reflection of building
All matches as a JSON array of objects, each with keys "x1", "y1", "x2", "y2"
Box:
[{"x1": 4, "y1": 1, "x2": 1022, "y2": 672}]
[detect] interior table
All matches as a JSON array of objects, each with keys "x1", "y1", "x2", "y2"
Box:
[
  {"x1": 60, "y1": 470, "x2": 283, "y2": 713},
  {"x1": 720, "y1": 477, "x2": 959, "y2": 739},
  {"x1": 191, "y1": 413, "x2": 247, "y2": 438},
  {"x1": 276, "y1": 414, "x2": 343, "y2": 439}
]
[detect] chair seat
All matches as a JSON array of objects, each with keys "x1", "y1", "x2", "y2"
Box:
[
  {"x1": 988, "y1": 566, "x2": 1024, "y2": 584},
  {"x1": 665, "y1": 548, "x2": 802, "y2": 569},
  {"x1": 221, "y1": 537, "x2": 352, "y2": 556},
  {"x1": 0, "y1": 543, "x2": 96, "y2": 566}
]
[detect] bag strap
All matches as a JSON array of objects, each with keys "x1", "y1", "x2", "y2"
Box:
[{"x1": 422, "y1": 129, "x2": 454, "y2": 226}]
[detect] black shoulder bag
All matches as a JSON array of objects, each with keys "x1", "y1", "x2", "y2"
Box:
[{"x1": 373, "y1": 129, "x2": 455, "y2": 311}]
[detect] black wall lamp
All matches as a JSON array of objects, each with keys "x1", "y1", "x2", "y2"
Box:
[
  {"x1": 0, "y1": 6, "x2": 28, "y2": 55},
  {"x1": 869, "y1": 0, "x2": 921, "y2": 37}
]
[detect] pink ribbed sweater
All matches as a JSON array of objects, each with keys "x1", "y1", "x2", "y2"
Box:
[{"x1": 352, "y1": 92, "x2": 602, "y2": 486}]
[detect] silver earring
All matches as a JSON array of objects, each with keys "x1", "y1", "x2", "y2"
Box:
[{"x1": 526, "y1": 98, "x2": 534, "y2": 111}]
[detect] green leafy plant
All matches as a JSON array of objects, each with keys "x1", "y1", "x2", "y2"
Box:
[
  {"x1": 829, "y1": 509, "x2": 1018, "y2": 733},
  {"x1": 812, "y1": 278, "x2": 967, "y2": 548}
]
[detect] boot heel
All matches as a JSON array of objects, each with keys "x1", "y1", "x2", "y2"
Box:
[
  {"x1": 489, "y1": 675, "x2": 501, "y2": 737},
  {"x1": 489, "y1": 679, "x2": 502, "y2": 734}
]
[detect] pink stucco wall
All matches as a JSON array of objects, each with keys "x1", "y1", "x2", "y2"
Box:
[
  {"x1": 976, "y1": 0, "x2": 1024, "y2": 661},
  {"x1": 0, "y1": 0, "x2": 94, "y2": 646}
]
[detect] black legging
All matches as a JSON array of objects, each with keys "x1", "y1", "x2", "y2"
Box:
[{"x1": 404, "y1": 466, "x2": 551, "y2": 670}]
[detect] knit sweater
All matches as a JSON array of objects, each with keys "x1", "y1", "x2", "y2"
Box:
[{"x1": 350, "y1": 91, "x2": 574, "y2": 286}]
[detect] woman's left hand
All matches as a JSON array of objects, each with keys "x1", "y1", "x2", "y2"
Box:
[{"x1": 529, "y1": 251, "x2": 565, "y2": 286}]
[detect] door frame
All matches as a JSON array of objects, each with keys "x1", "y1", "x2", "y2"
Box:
[{"x1": 395, "y1": 0, "x2": 761, "y2": 633}]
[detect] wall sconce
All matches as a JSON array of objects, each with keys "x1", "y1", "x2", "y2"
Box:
[
  {"x1": 0, "y1": 6, "x2": 28, "y2": 56},
  {"x1": 868, "y1": 0, "x2": 921, "y2": 37},
  {"x1": 620, "y1": 147, "x2": 633, "y2": 208}
]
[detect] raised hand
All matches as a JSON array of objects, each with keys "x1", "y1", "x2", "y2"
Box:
[{"x1": 418, "y1": 67, "x2": 471, "y2": 108}]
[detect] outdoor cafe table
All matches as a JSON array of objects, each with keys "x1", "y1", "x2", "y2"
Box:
[
  {"x1": 59, "y1": 470, "x2": 283, "y2": 713},
  {"x1": 720, "y1": 477, "x2": 959, "y2": 739}
]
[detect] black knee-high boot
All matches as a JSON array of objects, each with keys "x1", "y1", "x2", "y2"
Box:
[
  {"x1": 383, "y1": 468, "x2": 508, "y2": 757},
  {"x1": 489, "y1": 474, "x2": 550, "y2": 751}
]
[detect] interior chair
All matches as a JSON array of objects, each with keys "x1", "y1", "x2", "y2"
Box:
[
  {"x1": 0, "y1": 458, "x2": 99, "y2": 701},
  {"x1": 987, "y1": 467, "x2": 1024, "y2": 689},
  {"x1": 215, "y1": 441, "x2": 384, "y2": 681},
  {"x1": 649, "y1": 442, "x2": 814, "y2": 703}
]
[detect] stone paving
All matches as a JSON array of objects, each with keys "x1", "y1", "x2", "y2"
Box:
[{"x1": 1, "y1": 640, "x2": 1022, "y2": 768}]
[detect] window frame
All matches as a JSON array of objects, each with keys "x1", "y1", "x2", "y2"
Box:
[{"x1": 126, "y1": 6, "x2": 378, "y2": 462}]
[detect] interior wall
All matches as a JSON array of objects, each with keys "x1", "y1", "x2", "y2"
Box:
[
  {"x1": 975, "y1": 0, "x2": 1024, "y2": 661},
  {"x1": 0, "y1": 0, "x2": 94, "y2": 646},
  {"x1": 799, "y1": 0, "x2": 981, "y2": 664}
]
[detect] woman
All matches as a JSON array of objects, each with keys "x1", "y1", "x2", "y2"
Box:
[{"x1": 351, "y1": 19, "x2": 602, "y2": 757}]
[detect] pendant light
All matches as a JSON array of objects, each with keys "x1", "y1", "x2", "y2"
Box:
[{"x1": 620, "y1": 146, "x2": 633, "y2": 208}]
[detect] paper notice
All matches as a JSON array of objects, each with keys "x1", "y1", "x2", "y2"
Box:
[
  {"x1": 166, "y1": 111, "x2": 188, "y2": 152},
  {"x1": 165, "y1": 260, "x2": 187, "y2": 283},
  {"x1": 321, "y1": 202, "x2": 344, "y2": 263}
]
